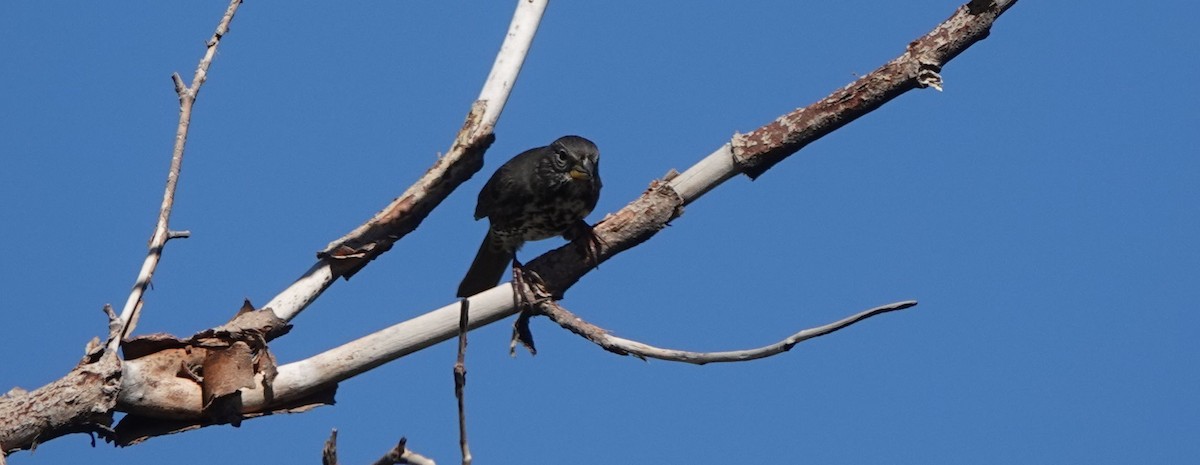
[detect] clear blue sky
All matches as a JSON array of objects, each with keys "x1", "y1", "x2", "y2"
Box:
[{"x1": 2, "y1": 1, "x2": 1197, "y2": 463}]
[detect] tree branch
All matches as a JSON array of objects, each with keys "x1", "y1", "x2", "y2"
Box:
[
  {"x1": 262, "y1": 0, "x2": 551, "y2": 322},
  {"x1": 530, "y1": 0, "x2": 1020, "y2": 295},
  {"x1": 535, "y1": 299, "x2": 918, "y2": 364},
  {"x1": 1, "y1": 0, "x2": 1023, "y2": 457},
  {"x1": 322, "y1": 430, "x2": 437, "y2": 465},
  {"x1": 2, "y1": 0, "x2": 243, "y2": 456},
  {"x1": 103, "y1": 0, "x2": 550, "y2": 441},
  {"x1": 114, "y1": 0, "x2": 1018, "y2": 423},
  {"x1": 453, "y1": 300, "x2": 471, "y2": 465},
  {"x1": 0, "y1": 307, "x2": 123, "y2": 455},
  {"x1": 111, "y1": 0, "x2": 244, "y2": 352},
  {"x1": 728, "y1": 0, "x2": 1018, "y2": 179}
]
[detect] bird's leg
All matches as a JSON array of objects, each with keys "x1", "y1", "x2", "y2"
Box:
[
  {"x1": 564, "y1": 220, "x2": 605, "y2": 269},
  {"x1": 510, "y1": 257, "x2": 552, "y2": 305},
  {"x1": 510, "y1": 307, "x2": 536, "y2": 356},
  {"x1": 509, "y1": 256, "x2": 550, "y2": 356}
]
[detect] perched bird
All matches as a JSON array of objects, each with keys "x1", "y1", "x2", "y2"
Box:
[{"x1": 456, "y1": 135, "x2": 602, "y2": 298}]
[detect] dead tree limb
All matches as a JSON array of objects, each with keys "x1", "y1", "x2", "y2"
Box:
[
  {"x1": 1, "y1": 0, "x2": 244, "y2": 456},
  {"x1": 529, "y1": 0, "x2": 1019, "y2": 294},
  {"x1": 2, "y1": 0, "x2": 1019, "y2": 455},
  {"x1": 115, "y1": 0, "x2": 1018, "y2": 423},
  {"x1": 263, "y1": 0, "x2": 550, "y2": 322},
  {"x1": 110, "y1": 0, "x2": 551, "y2": 444}
]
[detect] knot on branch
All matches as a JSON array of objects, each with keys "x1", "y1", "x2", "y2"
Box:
[{"x1": 916, "y1": 60, "x2": 944, "y2": 91}]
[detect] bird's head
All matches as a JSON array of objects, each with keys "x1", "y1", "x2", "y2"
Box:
[{"x1": 546, "y1": 135, "x2": 600, "y2": 185}]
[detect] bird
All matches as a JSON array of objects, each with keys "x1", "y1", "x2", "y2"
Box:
[{"x1": 456, "y1": 135, "x2": 602, "y2": 298}]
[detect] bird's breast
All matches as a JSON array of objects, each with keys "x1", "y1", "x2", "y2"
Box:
[{"x1": 491, "y1": 197, "x2": 592, "y2": 244}]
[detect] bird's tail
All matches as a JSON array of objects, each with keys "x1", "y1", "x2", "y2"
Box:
[{"x1": 457, "y1": 230, "x2": 512, "y2": 298}]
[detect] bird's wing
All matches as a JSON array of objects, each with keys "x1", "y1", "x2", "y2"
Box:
[{"x1": 474, "y1": 146, "x2": 544, "y2": 220}]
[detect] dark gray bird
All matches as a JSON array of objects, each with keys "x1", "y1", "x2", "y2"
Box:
[{"x1": 456, "y1": 135, "x2": 602, "y2": 298}]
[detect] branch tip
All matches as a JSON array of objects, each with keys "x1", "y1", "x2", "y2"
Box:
[
  {"x1": 171, "y1": 73, "x2": 186, "y2": 96},
  {"x1": 322, "y1": 429, "x2": 338, "y2": 465},
  {"x1": 536, "y1": 299, "x2": 917, "y2": 365},
  {"x1": 454, "y1": 299, "x2": 471, "y2": 465}
]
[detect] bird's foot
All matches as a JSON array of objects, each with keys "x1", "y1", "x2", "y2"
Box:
[
  {"x1": 509, "y1": 258, "x2": 551, "y2": 356},
  {"x1": 564, "y1": 220, "x2": 606, "y2": 269}
]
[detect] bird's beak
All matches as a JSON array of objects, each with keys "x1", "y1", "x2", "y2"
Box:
[{"x1": 569, "y1": 165, "x2": 592, "y2": 181}]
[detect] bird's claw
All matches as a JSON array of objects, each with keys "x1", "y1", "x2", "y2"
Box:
[
  {"x1": 565, "y1": 220, "x2": 605, "y2": 269},
  {"x1": 509, "y1": 258, "x2": 551, "y2": 356}
]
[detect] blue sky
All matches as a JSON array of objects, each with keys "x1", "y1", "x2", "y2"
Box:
[{"x1": 2, "y1": 1, "x2": 1197, "y2": 463}]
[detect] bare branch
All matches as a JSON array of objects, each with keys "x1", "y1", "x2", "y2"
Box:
[
  {"x1": 528, "y1": 0, "x2": 1018, "y2": 295},
  {"x1": 323, "y1": 430, "x2": 437, "y2": 465},
  {"x1": 110, "y1": 0, "x2": 244, "y2": 352},
  {"x1": 374, "y1": 437, "x2": 437, "y2": 465},
  {"x1": 536, "y1": 299, "x2": 918, "y2": 364},
  {"x1": 323, "y1": 429, "x2": 338, "y2": 465},
  {"x1": 728, "y1": 0, "x2": 1018, "y2": 179},
  {"x1": 114, "y1": 287, "x2": 520, "y2": 422},
  {"x1": 111, "y1": 2, "x2": 554, "y2": 427},
  {"x1": 263, "y1": 0, "x2": 551, "y2": 322},
  {"x1": 453, "y1": 300, "x2": 471, "y2": 465}
]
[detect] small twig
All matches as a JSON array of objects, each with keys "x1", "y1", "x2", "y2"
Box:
[
  {"x1": 453, "y1": 300, "x2": 472, "y2": 465},
  {"x1": 374, "y1": 437, "x2": 437, "y2": 465},
  {"x1": 322, "y1": 429, "x2": 339, "y2": 465},
  {"x1": 536, "y1": 299, "x2": 918, "y2": 364},
  {"x1": 109, "y1": 0, "x2": 243, "y2": 352},
  {"x1": 324, "y1": 429, "x2": 437, "y2": 465}
]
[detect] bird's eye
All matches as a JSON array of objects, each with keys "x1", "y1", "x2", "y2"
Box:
[{"x1": 554, "y1": 149, "x2": 569, "y2": 165}]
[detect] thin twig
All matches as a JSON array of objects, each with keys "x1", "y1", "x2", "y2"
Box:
[
  {"x1": 453, "y1": 300, "x2": 472, "y2": 465},
  {"x1": 110, "y1": 0, "x2": 243, "y2": 352},
  {"x1": 535, "y1": 299, "x2": 918, "y2": 364},
  {"x1": 324, "y1": 429, "x2": 437, "y2": 465},
  {"x1": 322, "y1": 429, "x2": 338, "y2": 465},
  {"x1": 373, "y1": 437, "x2": 437, "y2": 465}
]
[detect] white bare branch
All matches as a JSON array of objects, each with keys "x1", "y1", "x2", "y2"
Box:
[{"x1": 263, "y1": 0, "x2": 551, "y2": 323}]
